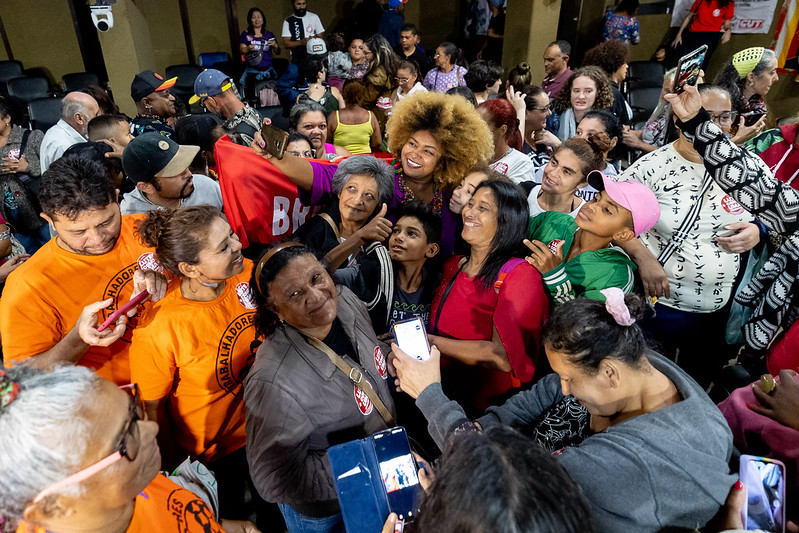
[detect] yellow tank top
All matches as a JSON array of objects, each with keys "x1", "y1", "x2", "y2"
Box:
[{"x1": 332, "y1": 111, "x2": 374, "y2": 154}]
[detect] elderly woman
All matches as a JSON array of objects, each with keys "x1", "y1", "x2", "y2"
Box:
[
  {"x1": 0, "y1": 364, "x2": 245, "y2": 532},
  {"x1": 129, "y1": 206, "x2": 260, "y2": 522},
  {"x1": 547, "y1": 66, "x2": 615, "y2": 142},
  {"x1": 715, "y1": 47, "x2": 779, "y2": 145},
  {"x1": 245, "y1": 243, "x2": 395, "y2": 532},
  {"x1": 292, "y1": 155, "x2": 394, "y2": 269},
  {"x1": 429, "y1": 179, "x2": 548, "y2": 414},
  {"x1": 423, "y1": 42, "x2": 468, "y2": 93},
  {"x1": 0, "y1": 98, "x2": 48, "y2": 253},
  {"x1": 258, "y1": 91, "x2": 493, "y2": 257},
  {"x1": 288, "y1": 101, "x2": 350, "y2": 159},
  {"x1": 391, "y1": 293, "x2": 736, "y2": 533}
]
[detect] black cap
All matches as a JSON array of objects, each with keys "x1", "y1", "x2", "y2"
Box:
[{"x1": 122, "y1": 132, "x2": 199, "y2": 182}]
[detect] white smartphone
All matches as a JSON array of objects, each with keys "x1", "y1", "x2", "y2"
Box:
[
  {"x1": 739, "y1": 454, "x2": 786, "y2": 532},
  {"x1": 393, "y1": 317, "x2": 431, "y2": 361}
]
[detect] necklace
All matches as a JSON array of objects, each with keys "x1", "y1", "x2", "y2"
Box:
[{"x1": 393, "y1": 159, "x2": 443, "y2": 215}]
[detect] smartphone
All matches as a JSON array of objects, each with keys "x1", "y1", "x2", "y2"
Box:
[
  {"x1": 672, "y1": 45, "x2": 708, "y2": 94},
  {"x1": 739, "y1": 454, "x2": 786, "y2": 532},
  {"x1": 7, "y1": 149, "x2": 19, "y2": 160},
  {"x1": 372, "y1": 427, "x2": 422, "y2": 523},
  {"x1": 393, "y1": 317, "x2": 431, "y2": 361},
  {"x1": 260, "y1": 123, "x2": 289, "y2": 159},
  {"x1": 97, "y1": 290, "x2": 149, "y2": 332},
  {"x1": 743, "y1": 112, "x2": 767, "y2": 127}
]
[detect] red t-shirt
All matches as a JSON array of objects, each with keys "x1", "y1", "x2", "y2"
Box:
[
  {"x1": 430, "y1": 256, "x2": 548, "y2": 412},
  {"x1": 690, "y1": 0, "x2": 734, "y2": 32}
]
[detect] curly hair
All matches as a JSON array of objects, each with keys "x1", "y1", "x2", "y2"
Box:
[
  {"x1": 582, "y1": 41, "x2": 629, "y2": 79},
  {"x1": 552, "y1": 66, "x2": 614, "y2": 113},
  {"x1": 386, "y1": 91, "x2": 493, "y2": 191}
]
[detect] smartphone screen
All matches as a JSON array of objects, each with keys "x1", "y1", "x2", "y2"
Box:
[
  {"x1": 372, "y1": 428, "x2": 421, "y2": 522},
  {"x1": 673, "y1": 45, "x2": 707, "y2": 94},
  {"x1": 743, "y1": 112, "x2": 766, "y2": 127},
  {"x1": 740, "y1": 455, "x2": 786, "y2": 532},
  {"x1": 393, "y1": 317, "x2": 431, "y2": 361}
]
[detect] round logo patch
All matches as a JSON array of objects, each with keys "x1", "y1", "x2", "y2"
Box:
[
  {"x1": 215, "y1": 313, "x2": 256, "y2": 392},
  {"x1": 493, "y1": 162, "x2": 509, "y2": 174},
  {"x1": 721, "y1": 195, "x2": 744, "y2": 215},
  {"x1": 374, "y1": 346, "x2": 387, "y2": 379},
  {"x1": 158, "y1": 140, "x2": 170, "y2": 151},
  {"x1": 354, "y1": 384, "x2": 373, "y2": 415},
  {"x1": 713, "y1": 8, "x2": 721, "y2": 16},
  {"x1": 236, "y1": 282, "x2": 257, "y2": 309},
  {"x1": 137, "y1": 252, "x2": 163, "y2": 273}
]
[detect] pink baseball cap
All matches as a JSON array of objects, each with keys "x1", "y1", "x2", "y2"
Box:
[{"x1": 587, "y1": 170, "x2": 660, "y2": 237}]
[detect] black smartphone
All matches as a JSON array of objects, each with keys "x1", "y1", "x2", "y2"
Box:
[
  {"x1": 393, "y1": 317, "x2": 431, "y2": 361},
  {"x1": 673, "y1": 45, "x2": 708, "y2": 94},
  {"x1": 372, "y1": 427, "x2": 422, "y2": 523},
  {"x1": 260, "y1": 123, "x2": 289, "y2": 159},
  {"x1": 743, "y1": 112, "x2": 767, "y2": 127},
  {"x1": 740, "y1": 454, "x2": 786, "y2": 532}
]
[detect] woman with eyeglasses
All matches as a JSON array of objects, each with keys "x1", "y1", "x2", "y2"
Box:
[
  {"x1": 0, "y1": 364, "x2": 254, "y2": 533},
  {"x1": 423, "y1": 42, "x2": 468, "y2": 93},
  {"x1": 517, "y1": 85, "x2": 558, "y2": 172},
  {"x1": 128, "y1": 205, "x2": 263, "y2": 524},
  {"x1": 618, "y1": 84, "x2": 764, "y2": 389},
  {"x1": 390, "y1": 59, "x2": 427, "y2": 105}
]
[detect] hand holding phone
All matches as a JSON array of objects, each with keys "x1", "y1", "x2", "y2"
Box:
[
  {"x1": 97, "y1": 290, "x2": 150, "y2": 332},
  {"x1": 373, "y1": 427, "x2": 422, "y2": 522},
  {"x1": 739, "y1": 454, "x2": 786, "y2": 532},
  {"x1": 393, "y1": 317, "x2": 431, "y2": 361},
  {"x1": 260, "y1": 123, "x2": 289, "y2": 159},
  {"x1": 673, "y1": 45, "x2": 707, "y2": 94}
]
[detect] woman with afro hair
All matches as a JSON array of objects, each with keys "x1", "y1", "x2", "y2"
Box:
[{"x1": 253, "y1": 91, "x2": 493, "y2": 256}]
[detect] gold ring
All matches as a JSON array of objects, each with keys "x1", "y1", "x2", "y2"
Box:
[{"x1": 760, "y1": 374, "x2": 777, "y2": 395}]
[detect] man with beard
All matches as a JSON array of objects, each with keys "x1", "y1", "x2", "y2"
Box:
[
  {"x1": 130, "y1": 70, "x2": 178, "y2": 138},
  {"x1": 120, "y1": 132, "x2": 223, "y2": 215},
  {"x1": 189, "y1": 69, "x2": 261, "y2": 145},
  {"x1": 0, "y1": 154, "x2": 167, "y2": 385},
  {"x1": 282, "y1": 0, "x2": 325, "y2": 65}
]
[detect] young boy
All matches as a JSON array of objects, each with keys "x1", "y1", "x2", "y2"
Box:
[
  {"x1": 334, "y1": 201, "x2": 441, "y2": 336},
  {"x1": 87, "y1": 114, "x2": 134, "y2": 147},
  {"x1": 525, "y1": 170, "x2": 660, "y2": 306}
]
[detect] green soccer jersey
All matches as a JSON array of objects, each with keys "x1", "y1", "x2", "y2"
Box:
[{"x1": 528, "y1": 211, "x2": 636, "y2": 306}]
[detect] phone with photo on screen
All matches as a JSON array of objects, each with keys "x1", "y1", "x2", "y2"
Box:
[
  {"x1": 739, "y1": 454, "x2": 786, "y2": 532},
  {"x1": 372, "y1": 427, "x2": 422, "y2": 525},
  {"x1": 393, "y1": 317, "x2": 431, "y2": 361},
  {"x1": 672, "y1": 45, "x2": 708, "y2": 94},
  {"x1": 260, "y1": 123, "x2": 289, "y2": 159}
]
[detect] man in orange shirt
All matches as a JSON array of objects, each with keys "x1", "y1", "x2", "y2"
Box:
[{"x1": 0, "y1": 154, "x2": 168, "y2": 384}]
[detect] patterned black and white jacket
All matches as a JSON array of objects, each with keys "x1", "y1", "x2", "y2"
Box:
[{"x1": 678, "y1": 109, "x2": 799, "y2": 351}]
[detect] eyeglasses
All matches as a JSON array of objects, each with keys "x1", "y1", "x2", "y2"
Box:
[
  {"x1": 530, "y1": 103, "x2": 553, "y2": 112},
  {"x1": 395, "y1": 77, "x2": 410, "y2": 84},
  {"x1": 709, "y1": 111, "x2": 738, "y2": 126},
  {"x1": 32, "y1": 384, "x2": 145, "y2": 504},
  {"x1": 288, "y1": 149, "x2": 314, "y2": 158}
]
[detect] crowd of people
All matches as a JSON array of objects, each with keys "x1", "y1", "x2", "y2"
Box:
[{"x1": 0, "y1": 1, "x2": 798, "y2": 532}]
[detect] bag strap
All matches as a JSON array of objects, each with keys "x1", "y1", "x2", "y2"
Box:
[
  {"x1": 319, "y1": 212, "x2": 341, "y2": 241},
  {"x1": 656, "y1": 171, "x2": 714, "y2": 266},
  {"x1": 494, "y1": 257, "x2": 526, "y2": 294},
  {"x1": 432, "y1": 260, "x2": 465, "y2": 334},
  {"x1": 305, "y1": 335, "x2": 396, "y2": 427},
  {"x1": 19, "y1": 129, "x2": 30, "y2": 157}
]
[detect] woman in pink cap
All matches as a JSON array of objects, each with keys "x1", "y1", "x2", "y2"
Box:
[{"x1": 524, "y1": 170, "x2": 659, "y2": 306}]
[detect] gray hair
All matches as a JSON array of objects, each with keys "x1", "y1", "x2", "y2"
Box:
[
  {"x1": 327, "y1": 51, "x2": 353, "y2": 78},
  {"x1": 0, "y1": 365, "x2": 98, "y2": 528},
  {"x1": 61, "y1": 94, "x2": 91, "y2": 121},
  {"x1": 331, "y1": 155, "x2": 395, "y2": 210},
  {"x1": 549, "y1": 40, "x2": 572, "y2": 57},
  {"x1": 753, "y1": 49, "x2": 778, "y2": 77},
  {"x1": 289, "y1": 100, "x2": 328, "y2": 131}
]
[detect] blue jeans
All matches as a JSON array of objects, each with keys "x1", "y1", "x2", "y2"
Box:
[
  {"x1": 239, "y1": 66, "x2": 277, "y2": 99},
  {"x1": 278, "y1": 504, "x2": 344, "y2": 533}
]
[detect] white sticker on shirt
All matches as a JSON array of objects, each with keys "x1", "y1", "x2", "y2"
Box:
[
  {"x1": 137, "y1": 252, "x2": 164, "y2": 273},
  {"x1": 354, "y1": 384, "x2": 374, "y2": 415},
  {"x1": 492, "y1": 161, "x2": 509, "y2": 175},
  {"x1": 236, "y1": 282, "x2": 257, "y2": 309}
]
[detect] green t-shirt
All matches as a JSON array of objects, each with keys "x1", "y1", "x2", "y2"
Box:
[{"x1": 528, "y1": 211, "x2": 636, "y2": 306}]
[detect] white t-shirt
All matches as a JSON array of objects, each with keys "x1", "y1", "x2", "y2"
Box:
[
  {"x1": 622, "y1": 143, "x2": 757, "y2": 313},
  {"x1": 281, "y1": 12, "x2": 325, "y2": 39},
  {"x1": 490, "y1": 148, "x2": 535, "y2": 184},
  {"x1": 527, "y1": 185, "x2": 585, "y2": 218}
]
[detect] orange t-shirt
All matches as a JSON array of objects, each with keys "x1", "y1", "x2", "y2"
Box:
[
  {"x1": 0, "y1": 214, "x2": 156, "y2": 385},
  {"x1": 129, "y1": 261, "x2": 257, "y2": 462},
  {"x1": 16, "y1": 474, "x2": 224, "y2": 533}
]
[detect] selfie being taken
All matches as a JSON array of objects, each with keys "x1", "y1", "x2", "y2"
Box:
[{"x1": 1, "y1": 1, "x2": 799, "y2": 533}]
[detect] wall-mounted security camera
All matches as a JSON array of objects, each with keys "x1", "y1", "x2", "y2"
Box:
[{"x1": 91, "y1": 5, "x2": 114, "y2": 32}]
